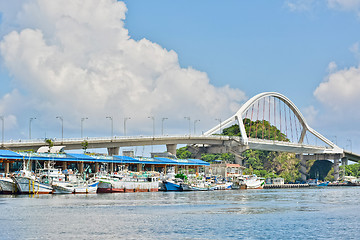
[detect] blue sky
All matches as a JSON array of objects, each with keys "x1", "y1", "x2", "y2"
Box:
[{"x1": 0, "y1": 0, "x2": 360, "y2": 154}]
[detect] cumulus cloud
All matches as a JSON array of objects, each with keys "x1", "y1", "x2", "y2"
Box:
[
  {"x1": 314, "y1": 62, "x2": 360, "y2": 112},
  {"x1": 284, "y1": 0, "x2": 315, "y2": 12},
  {"x1": 328, "y1": 0, "x2": 360, "y2": 16},
  {"x1": 0, "y1": 0, "x2": 246, "y2": 137},
  {"x1": 302, "y1": 105, "x2": 318, "y2": 126}
]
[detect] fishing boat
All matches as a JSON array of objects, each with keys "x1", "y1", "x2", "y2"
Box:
[
  {"x1": 73, "y1": 179, "x2": 99, "y2": 194},
  {"x1": 242, "y1": 175, "x2": 265, "y2": 189},
  {"x1": 13, "y1": 170, "x2": 53, "y2": 194},
  {"x1": 307, "y1": 179, "x2": 329, "y2": 187},
  {"x1": 180, "y1": 179, "x2": 217, "y2": 191},
  {"x1": 97, "y1": 176, "x2": 125, "y2": 193},
  {"x1": 163, "y1": 179, "x2": 183, "y2": 191},
  {"x1": 0, "y1": 176, "x2": 18, "y2": 194}
]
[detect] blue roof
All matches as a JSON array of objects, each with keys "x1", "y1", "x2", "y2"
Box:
[
  {"x1": 0, "y1": 150, "x2": 210, "y2": 166},
  {"x1": 66, "y1": 153, "x2": 96, "y2": 161},
  {"x1": 0, "y1": 150, "x2": 23, "y2": 159},
  {"x1": 154, "y1": 157, "x2": 178, "y2": 164},
  {"x1": 188, "y1": 159, "x2": 210, "y2": 166},
  {"x1": 113, "y1": 155, "x2": 139, "y2": 162}
]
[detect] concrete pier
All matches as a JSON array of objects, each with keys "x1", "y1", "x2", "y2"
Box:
[{"x1": 264, "y1": 184, "x2": 309, "y2": 189}]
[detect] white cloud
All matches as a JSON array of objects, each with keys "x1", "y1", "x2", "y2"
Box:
[
  {"x1": 285, "y1": 0, "x2": 315, "y2": 12},
  {"x1": 328, "y1": 0, "x2": 360, "y2": 16},
  {"x1": 314, "y1": 62, "x2": 360, "y2": 112},
  {"x1": 0, "y1": 0, "x2": 246, "y2": 137},
  {"x1": 302, "y1": 105, "x2": 318, "y2": 126}
]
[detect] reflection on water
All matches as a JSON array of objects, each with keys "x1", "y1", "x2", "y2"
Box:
[{"x1": 1, "y1": 187, "x2": 360, "y2": 239}]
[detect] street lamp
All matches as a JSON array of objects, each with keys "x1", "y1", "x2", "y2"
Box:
[
  {"x1": 148, "y1": 116, "x2": 155, "y2": 154},
  {"x1": 29, "y1": 117, "x2": 36, "y2": 139},
  {"x1": 56, "y1": 116, "x2": 63, "y2": 142},
  {"x1": 124, "y1": 117, "x2": 131, "y2": 136},
  {"x1": 194, "y1": 119, "x2": 200, "y2": 135},
  {"x1": 81, "y1": 117, "x2": 88, "y2": 138},
  {"x1": 184, "y1": 117, "x2": 190, "y2": 136},
  {"x1": 106, "y1": 116, "x2": 113, "y2": 138},
  {"x1": 215, "y1": 118, "x2": 222, "y2": 134},
  {"x1": 0, "y1": 116, "x2": 4, "y2": 146},
  {"x1": 347, "y1": 139, "x2": 352, "y2": 152},
  {"x1": 162, "y1": 117, "x2": 168, "y2": 136}
]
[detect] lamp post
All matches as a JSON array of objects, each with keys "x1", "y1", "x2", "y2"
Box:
[
  {"x1": 161, "y1": 117, "x2": 168, "y2": 136},
  {"x1": 148, "y1": 116, "x2": 155, "y2": 154},
  {"x1": 29, "y1": 117, "x2": 36, "y2": 139},
  {"x1": 124, "y1": 117, "x2": 131, "y2": 136},
  {"x1": 0, "y1": 116, "x2": 4, "y2": 146},
  {"x1": 184, "y1": 117, "x2": 190, "y2": 136},
  {"x1": 215, "y1": 118, "x2": 222, "y2": 134},
  {"x1": 106, "y1": 116, "x2": 113, "y2": 138},
  {"x1": 56, "y1": 116, "x2": 63, "y2": 142},
  {"x1": 347, "y1": 139, "x2": 352, "y2": 152},
  {"x1": 194, "y1": 119, "x2": 200, "y2": 135},
  {"x1": 332, "y1": 136, "x2": 337, "y2": 145},
  {"x1": 81, "y1": 117, "x2": 88, "y2": 138}
]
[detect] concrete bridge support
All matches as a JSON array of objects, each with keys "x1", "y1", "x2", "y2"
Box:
[
  {"x1": 341, "y1": 157, "x2": 348, "y2": 179},
  {"x1": 166, "y1": 144, "x2": 177, "y2": 156},
  {"x1": 299, "y1": 154, "x2": 307, "y2": 182},
  {"x1": 107, "y1": 147, "x2": 119, "y2": 156},
  {"x1": 333, "y1": 158, "x2": 340, "y2": 181}
]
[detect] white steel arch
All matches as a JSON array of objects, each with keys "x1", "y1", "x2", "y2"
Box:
[{"x1": 204, "y1": 92, "x2": 342, "y2": 153}]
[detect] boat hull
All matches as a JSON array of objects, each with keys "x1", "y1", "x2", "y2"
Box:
[
  {"x1": 164, "y1": 181, "x2": 182, "y2": 191},
  {"x1": 0, "y1": 178, "x2": 18, "y2": 194},
  {"x1": 14, "y1": 176, "x2": 53, "y2": 194}
]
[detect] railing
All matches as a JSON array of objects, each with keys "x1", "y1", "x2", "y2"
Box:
[{"x1": 2, "y1": 134, "x2": 235, "y2": 144}]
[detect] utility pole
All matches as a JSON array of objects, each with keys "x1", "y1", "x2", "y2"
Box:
[
  {"x1": 194, "y1": 119, "x2": 200, "y2": 135},
  {"x1": 161, "y1": 117, "x2": 168, "y2": 135},
  {"x1": 124, "y1": 117, "x2": 131, "y2": 136},
  {"x1": 81, "y1": 117, "x2": 88, "y2": 138},
  {"x1": 29, "y1": 117, "x2": 36, "y2": 139},
  {"x1": 0, "y1": 116, "x2": 4, "y2": 146},
  {"x1": 56, "y1": 116, "x2": 63, "y2": 142},
  {"x1": 184, "y1": 117, "x2": 190, "y2": 136},
  {"x1": 215, "y1": 118, "x2": 222, "y2": 134},
  {"x1": 106, "y1": 116, "x2": 113, "y2": 138}
]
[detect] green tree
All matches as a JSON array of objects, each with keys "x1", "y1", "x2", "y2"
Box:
[
  {"x1": 81, "y1": 140, "x2": 89, "y2": 153},
  {"x1": 45, "y1": 138, "x2": 54, "y2": 153},
  {"x1": 176, "y1": 146, "x2": 192, "y2": 159}
]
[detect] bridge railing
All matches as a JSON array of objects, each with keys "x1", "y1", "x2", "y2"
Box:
[{"x1": 1, "y1": 134, "x2": 235, "y2": 145}]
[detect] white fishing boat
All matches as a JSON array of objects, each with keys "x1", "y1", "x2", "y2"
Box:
[
  {"x1": 0, "y1": 176, "x2": 18, "y2": 194},
  {"x1": 181, "y1": 180, "x2": 217, "y2": 191},
  {"x1": 52, "y1": 181, "x2": 75, "y2": 194},
  {"x1": 242, "y1": 175, "x2": 265, "y2": 189},
  {"x1": 13, "y1": 170, "x2": 53, "y2": 194},
  {"x1": 73, "y1": 180, "x2": 99, "y2": 194}
]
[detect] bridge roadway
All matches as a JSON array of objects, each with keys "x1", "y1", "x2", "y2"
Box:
[{"x1": 0, "y1": 135, "x2": 339, "y2": 156}]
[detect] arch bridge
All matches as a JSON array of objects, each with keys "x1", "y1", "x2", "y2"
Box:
[{"x1": 1, "y1": 92, "x2": 358, "y2": 181}]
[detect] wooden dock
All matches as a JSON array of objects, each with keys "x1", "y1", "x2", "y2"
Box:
[{"x1": 264, "y1": 183, "x2": 309, "y2": 189}]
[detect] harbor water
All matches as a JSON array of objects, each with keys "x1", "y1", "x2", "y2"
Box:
[{"x1": 1, "y1": 187, "x2": 359, "y2": 239}]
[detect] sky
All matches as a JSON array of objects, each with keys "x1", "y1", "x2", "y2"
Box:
[{"x1": 0, "y1": 0, "x2": 360, "y2": 155}]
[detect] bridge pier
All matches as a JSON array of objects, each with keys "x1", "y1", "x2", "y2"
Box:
[
  {"x1": 333, "y1": 158, "x2": 339, "y2": 181},
  {"x1": 299, "y1": 154, "x2": 307, "y2": 182},
  {"x1": 341, "y1": 157, "x2": 348, "y2": 179},
  {"x1": 166, "y1": 144, "x2": 177, "y2": 156},
  {"x1": 107, "y1": 147, "x2": 119, "y2": 156}
]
